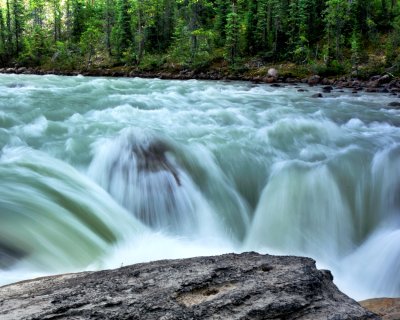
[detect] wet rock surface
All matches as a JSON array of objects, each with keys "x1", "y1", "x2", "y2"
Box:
[
  {"x1": 0, "y1": 252, "x2": 378, "y2": 320},
  {"x1": 387, "y1": 101, "x2": 400, "y2": 108}
]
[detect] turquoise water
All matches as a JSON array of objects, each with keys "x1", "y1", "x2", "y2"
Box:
[{"x1": 0, "y1": 74, "x2": 399, "y2": 299}]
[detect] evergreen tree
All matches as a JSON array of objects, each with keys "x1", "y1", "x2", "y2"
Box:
[
  {"x1": 0, "y1": 0, "x2": 399, "y2": 75},
  {"x1": 225, "y1": 2, "x2": 240, "y2": 64},
  {"x1": 145, "y1": 0, "x2": 175, "y2": 53},
  {"x1": 103, "y1": 0, "x2": 115, "y2": 56},
  {"x1": 244, "y1": 0, "x2": 257, "y2": 55},
  {"x1": 288, "y1": 0, "x2": 318, "y2": 63},
  {"x1": 71, "y1": 0, "x2": 86, "y2": 41},
  {"x1": 112, "y1": 0, "x2": 132, "y2": 60},
  {"x1": 324, "y1": 0, "x2": 350, "y2": 63},
  {"x1": 52, "y1": 0, "x2": 62, "y2": 42},
  {"x1": 214, "y1": 0, "x2": 229, "y2": 47},
  {"x1": 0, "y1": 8, "x2": 7, "y2": 63},
  {"x1": 12, "y1": 0, "x2": 25, "y2": 55}
]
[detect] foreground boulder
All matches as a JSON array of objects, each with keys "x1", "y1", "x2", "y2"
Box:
[{"x1": 0, "y1": 252, "x2": 378, "y2": 320}]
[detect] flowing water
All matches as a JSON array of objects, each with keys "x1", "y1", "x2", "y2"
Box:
[{"x1": 0, "y1": 74, "x2": 399, "y2": 300}]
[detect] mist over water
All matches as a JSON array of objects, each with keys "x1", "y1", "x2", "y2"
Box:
[{"x1": 0, "y1": 74, "x2": 399, "y2": 300}]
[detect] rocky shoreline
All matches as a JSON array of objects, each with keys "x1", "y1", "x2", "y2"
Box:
[
  {"x1": 2, "y1": 66, "x2": 400, "y2": 97},
  {"x1": 0, "y1": 252, "x2": 379, "y2": 320}
]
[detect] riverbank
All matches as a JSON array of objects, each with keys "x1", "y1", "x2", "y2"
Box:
[{"x1": 2, "y1": 65, "x2": 400, "y2": 96}]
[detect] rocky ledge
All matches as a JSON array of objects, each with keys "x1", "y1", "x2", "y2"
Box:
[{"x1": 0, "y1": 252, "x2": 378, "y2": 320}]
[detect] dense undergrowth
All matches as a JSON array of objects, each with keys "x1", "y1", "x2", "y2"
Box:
[{"x1": 1, "y1": 0, "x2": 400, "y2": 79}]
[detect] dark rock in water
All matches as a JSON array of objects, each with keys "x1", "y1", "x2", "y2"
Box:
[
  {"x1": 311, "y1": 93, "x2": 323, "y2": 98},
  {"x1": 0, "y1": 252, "x2": 378, "y2": 320},
  {"x1": 270, "y1": 83, "x2": 282, "y2": 87},
  {"x1": 387, "y1": 101, "x2": 400, "y2": 109},
  {"x1": 298, "y1": 88, "x2": 308, "y2": 92},
  {"x1": 322, "y1": 85, "x2": 333, "y2": 93},
  {"x1": 132, "y1": 140, "x2": 181, "y2": 186},
  {"x1": 6, "y1": 83, "x2": 25, "y2": 88}
]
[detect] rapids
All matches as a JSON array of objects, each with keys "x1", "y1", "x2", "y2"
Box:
[{"x1": 0, "y1": 74, "x2": 398, "y2": 300}]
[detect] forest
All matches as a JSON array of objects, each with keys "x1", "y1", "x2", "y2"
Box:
[{"x1": 0, "y1": 0, "x2": 400, "y2": 77}]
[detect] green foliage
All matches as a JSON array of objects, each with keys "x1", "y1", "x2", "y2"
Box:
[
  {"x1": 111, "y1": 0, "x2": 132, "y2": 59},
  {"x1": 19, "y1": 26, "x2": 50, "y2": 66},
  {"x1": 214, "y1": 0, "x2": 229, "y2": 47},
  {"x1": 139, "y1": 54, "x2": 166, "y2": 70},
  {"x1": 0, "y1": 0, "x2": 399, "y2": 75},
  {"x1": 324, "y1": 0, "x2": 351, "y2": 62},
  {"x1": 385, "y1": 17, "x2": 400, "y2": 67},
  {"x1": 311, "y1": 59, "x2": 349, "y2": 76},
  {"x1": 225, "y1": 8, "x2": 240, "y2": 64},
  {"x1": 71, "y1": 0, "x2": 86, "y2": 41},
  {"x1": 80, "y1": 25, "x2": 102, "y2": 69},
  {"x1": 44, "y1": 41, "x2": 76, "y2": 69},
  {"x1": 350, "y1": 33, "x2": 361, "y2": 72}
]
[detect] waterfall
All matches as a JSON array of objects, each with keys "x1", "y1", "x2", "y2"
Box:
[
  {"x1": 0, "y1": 147, "x2": 144, "y2": 272},
  {"x1": 0, "y1": 74, "x2": 399, "y2": 299},
  {"x1": 87, "y1": 128, "x2": 250, "y2": 241}
]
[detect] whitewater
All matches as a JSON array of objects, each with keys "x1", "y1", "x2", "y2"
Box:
[{"x1": 0, "y1": 74, "x2": 398, "y2": 300}]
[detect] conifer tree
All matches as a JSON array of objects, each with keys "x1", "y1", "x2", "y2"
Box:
[
  {"x1": 12, "y1": 0, "x2": 25, "y2": 55},
  {"x1": 112, "y1": 0, "x2": 132, "y2": 60},
  {"x1": 324, "y1": 0, "x2": 350, "y2": 63},
  {"x1": 225, "y1": 2, "x2": 240, "y2": 64}
]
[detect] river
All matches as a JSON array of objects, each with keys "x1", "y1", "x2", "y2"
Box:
[{"x1": 0, "y1": 74, "x2": 398, "y2": 300}]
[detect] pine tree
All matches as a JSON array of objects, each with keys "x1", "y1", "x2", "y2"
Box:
[
  {"x1": 324, "y1": 0, "x2": 351, "y2": 63},
  {"x1": 12, "y1": 0, "x2": 25, "y2": 55},
  {"x1": 214, "y1": 0, "x2": 229, "y2": 47},
  {"x1": 112, "y1": 0, "x2": 132, "y2": 60},
  {"x1": 71, "y1": 0, "x2": 86, "y2": 42},
  {"x1": 225, "y1": 2, "x2": 240, "y2": 64},
  {"x1": 244, "y1": 0, "x2": 257, "y2": 54},
  {"x1": 51, "y1": 0, "x2": 62, "y2": 42},
  {"x1": 0, "y1": 8, "x2": 7, "y2": 63},
  {"x1": 103, "y1": 0, "x2": 115, "y2": 56}
]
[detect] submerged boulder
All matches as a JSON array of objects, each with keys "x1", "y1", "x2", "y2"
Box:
[
  {"x1": 132, "y1": 140, "x2": 181, "y2": 186},
  {"x1": 387, "y1": 101, "x2": 400, "y2": 109},
  {"x1": 311, "y1": 93, "x2": 323, "y2": 98},
  {"x1": 0, "y1": 252, "x2": 378, "y2": 320}
]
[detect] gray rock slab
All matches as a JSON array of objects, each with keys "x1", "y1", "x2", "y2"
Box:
[{"x1": 0, "y1": 252, "x2": 379, "y2": 320}]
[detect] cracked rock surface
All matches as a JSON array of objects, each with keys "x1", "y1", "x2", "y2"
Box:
[{"x1": 0, "y1": 252, "x2": 379, "y2": 319}]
